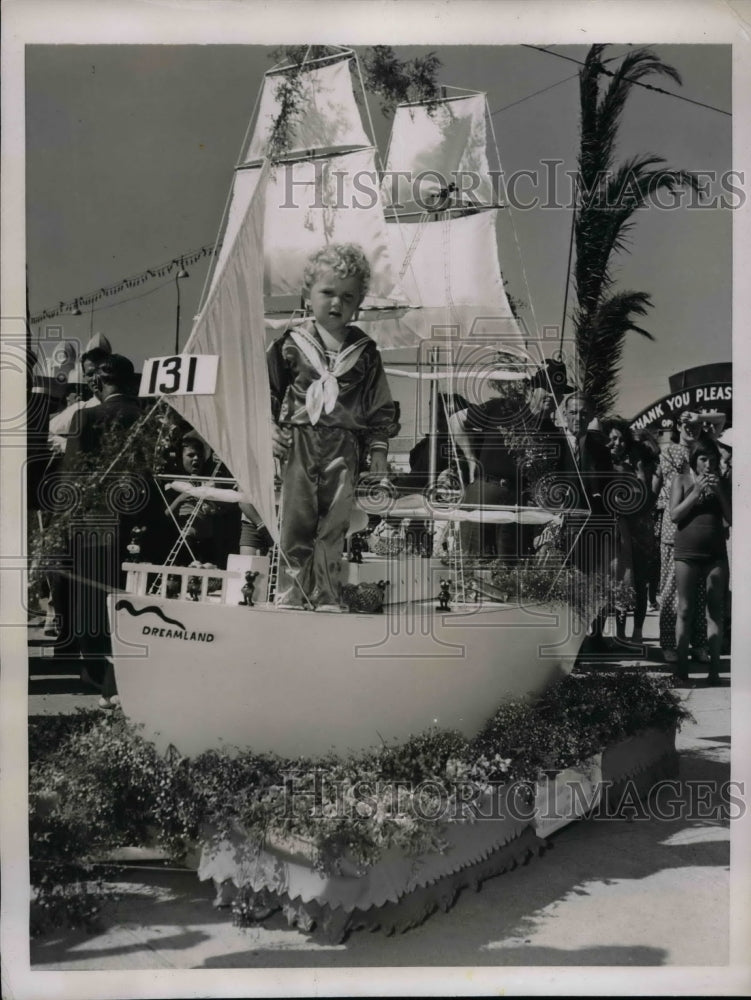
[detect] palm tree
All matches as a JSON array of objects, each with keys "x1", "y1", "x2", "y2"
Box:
[{"x1": 573, "y1": 44, "x2": 699, "y2": 413}]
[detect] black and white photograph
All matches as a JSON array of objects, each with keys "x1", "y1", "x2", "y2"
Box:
[{"x1": 2, "y1": 1, "x2": 750, "y2": 997}]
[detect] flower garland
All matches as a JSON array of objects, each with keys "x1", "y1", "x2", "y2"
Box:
[{"x1": 29, "y1": 670, "x2": 691, "y2": 933}]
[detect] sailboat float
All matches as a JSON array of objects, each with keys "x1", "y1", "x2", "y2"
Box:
[{"x1": 107, "y1": 48, "x2": 678, "y2": 937}]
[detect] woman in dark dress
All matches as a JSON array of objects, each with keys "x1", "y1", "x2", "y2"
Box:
[{"x1": 670, "y1": 436, "x2": 731, "y2": 685}]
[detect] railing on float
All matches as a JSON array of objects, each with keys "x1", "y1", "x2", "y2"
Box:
[{"x1": 122, "y1": 562, "x2": 240, "y2": 604}]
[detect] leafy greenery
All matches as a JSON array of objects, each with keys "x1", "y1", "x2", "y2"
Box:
[
  {"x1": 360, "y1": 46, "x2": 441, "y2": 117},
  {"x1": 490, "y1": 559, "x2": 587, "y2": 609},
  {"x1": 489, "y1": 558, "x2": 633, "y2": 621},
  {"x1": 30, "y1": 671, "x2": 690, "y2": 933},
  {"x1": 265, "y1": 45, "x2": 441, "y2": 161},
  {"x1": 29, "y1": 404, "x2": 171, "y2": 581},
  {"x1": 573, "y1": 44, "x2": 699, "y2": 412},
  {"x1": 29, "y1": 711, "x2": 124, "y2": 935}
]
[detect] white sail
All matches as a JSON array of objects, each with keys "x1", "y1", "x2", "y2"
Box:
[
  {"x1": 359, "y1": 211, "x2": 524, "y2": 347},
  {"x1": 246, "y1": 57, "x2": 370, "y2": 164},
  {"x1": 263, "y1": 148, "x2": 402, "y2": 309},
  {"x1": 167, "y1": 163, "x2": 278, "y2": 541},
  {"x1": 210, "y1": 55, "x2": 372, "y2": 297},
  {"x1": 382, "y1": 94, "x2": 495, "y2": 210},
  {"x1": 212, "y1": 153, "x2": 403, "y2": 314},
  {"x1": 389, "y1": 211, "x2": 510, "y2": 310},
  {"x1": 208, "y1": 169, "x2": 262, "y2": 298}
]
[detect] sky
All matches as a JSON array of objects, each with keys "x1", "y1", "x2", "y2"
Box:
[{"x1": 24, "y1": 40, "x2": 732, "y2": 423}]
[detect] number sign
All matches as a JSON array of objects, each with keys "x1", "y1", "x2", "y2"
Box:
[{"x1": 139, "y1": 355, "x2": 219, "y2": 397}]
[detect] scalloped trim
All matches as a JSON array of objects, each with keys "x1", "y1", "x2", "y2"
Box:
[{"x1": 198, "y1": 725, "x2": 678, "y2": 938}]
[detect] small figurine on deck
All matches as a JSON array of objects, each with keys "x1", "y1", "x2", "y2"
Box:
[
  {"x1": 268, "y1": 243, "x2": 395, "y2": 611},
  {"x1": 126, "y1": 525, "x2": 146, "y2": 563},
  {"x1": 239, "y1": 570, "x2": 260, "y2": 607},
  {"x1": 187, "y1": 562, "x2": 203, "y2": 602},
  {"x1": 436, "y1": 578, "x2": 452, "y2": 612},
  {"x1": 348, "y1": 532, "x2": 365, "y2": 564}
]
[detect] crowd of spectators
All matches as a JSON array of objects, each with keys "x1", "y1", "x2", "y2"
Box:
[
  {"x1": 437, "y1": 374, "x2": 732, "y2": 672},
  {"x1": 28, "y1": 336, "x2": 240, "y2": 707},
  {"x1": 28, "y1": 336, "x2": 731, "y2": 691}
]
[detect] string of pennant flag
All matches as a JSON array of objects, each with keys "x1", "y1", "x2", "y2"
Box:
[{"x1": 29, "y1": 242, "x2": 220, "y2": 325}]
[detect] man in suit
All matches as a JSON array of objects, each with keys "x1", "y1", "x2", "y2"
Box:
[
  {"x1": 543, "y1": 392, "x2": 618, "y2": 653},
  {"x1": 64, "y1": 354, "x2": 142, "y2": 463},
  {"x1": 557, "y1": 391, "x2": 613, "y2": 519},
  {"x1": 60, "y1": 354, "x2": 145, "y2": 705}
]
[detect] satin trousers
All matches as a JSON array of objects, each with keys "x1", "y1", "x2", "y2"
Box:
[{"x1": 276, "y1": 425, "x2": 359, "y2": 607}]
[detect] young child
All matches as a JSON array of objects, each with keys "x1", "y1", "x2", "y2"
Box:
[
  {"x1": 166, "y1": 431, "x2": 239, "y2": 569},
  {"x1": 267, "y1": 243, "x2": 395, "y2": 609}
]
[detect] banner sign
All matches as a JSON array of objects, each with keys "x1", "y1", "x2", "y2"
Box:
[
  {"x1": 139, "y1": 355, "x2": 218, "y2": 397},
  {"x1": 630, "y1": 382, "x2": 732, "y2": 434}
]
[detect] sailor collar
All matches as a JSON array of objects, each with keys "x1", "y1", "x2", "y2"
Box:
[
  {"x1": 290, "y1": 322, "x2": 371, "y2": 425},
  {"x1": 304, "y1": 320, "x2": 367, "y2": 361}
]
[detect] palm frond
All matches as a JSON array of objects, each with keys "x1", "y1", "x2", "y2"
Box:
[
  {"x1": 576, "y1": 158, "x2": 699, "y2": 308},
  {"x1": 593, "y1": 49, "x2": 683, "y2": 175},
  {"x1": 572, "y1": 45, "x2": 697, "y2": 411},
  {"x1": 576, "y1": 291, "x2": 654, "y2": 413},
  {"x1": 579, "y1": 45, "x2": 607, "y2": 182}
]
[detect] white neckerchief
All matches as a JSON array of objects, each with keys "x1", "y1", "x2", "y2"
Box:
[{"x1": 290, "y1": 323, "x2": 370, "y2": 425}]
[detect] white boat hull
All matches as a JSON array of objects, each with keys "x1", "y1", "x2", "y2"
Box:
[{"x1": 109, "y1": 590, "x2": 585, "y2": 758}]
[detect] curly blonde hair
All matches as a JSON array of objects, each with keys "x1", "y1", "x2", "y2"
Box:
[{"x1": 302, "y1": 242, "x2": 371, "y2": 301}]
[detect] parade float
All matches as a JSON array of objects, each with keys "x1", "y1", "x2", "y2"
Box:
[{"x1": 98, "y1": 47, "x2": 680, "y2": 938}]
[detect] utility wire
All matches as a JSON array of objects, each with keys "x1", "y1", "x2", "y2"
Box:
[
  {"x1": 522, "y1": 44, "x2": 731, "y2": 117},
  {"x1": 488, "y1": 47, "x2": 626, "y2": 117},
  {"x1": 489, "y1": 72, "x2": 580, "y2": 117}
]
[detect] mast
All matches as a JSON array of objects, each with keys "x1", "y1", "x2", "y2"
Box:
[{"x1": 427, "y1": 344, "x2": 440, "y2": 484}]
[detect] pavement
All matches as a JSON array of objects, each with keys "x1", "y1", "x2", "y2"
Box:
[{"x1": 27, "y1": 606, "x2": 735, "y2": 973}]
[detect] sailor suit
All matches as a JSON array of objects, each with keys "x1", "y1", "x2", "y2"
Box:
[{"x1": 267, "y1": 320, "x2": 395, "y2": 607}]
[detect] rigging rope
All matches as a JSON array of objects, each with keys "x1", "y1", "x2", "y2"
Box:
[{"x1": 485, "y1": 94, "x2": 538, "y2": 352}]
